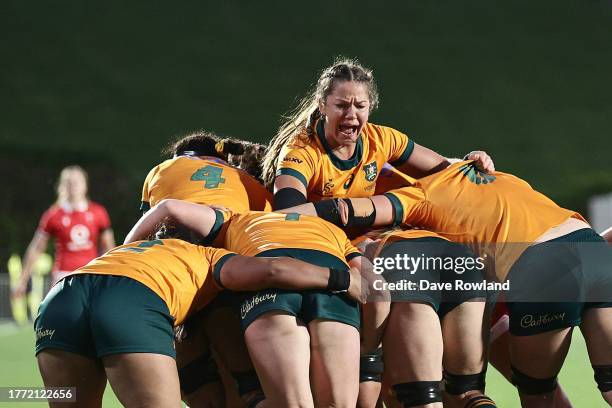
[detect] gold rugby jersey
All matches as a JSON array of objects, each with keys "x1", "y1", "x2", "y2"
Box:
[
  {"x1": 210, "y1": 210, "x2": 361, "y2": 263},
  {"x1": 277, "y1": 120, "x2": 415, "y2": 201},
  {"x1": 385, "y1": 161, "x2": 585, "y2": 280},
  {"x1": 74, "y1": 239, "x2": 234, "y2": 325},
  {"x1": 141, "y1": 156, "x2": 273, "y2": 213}
]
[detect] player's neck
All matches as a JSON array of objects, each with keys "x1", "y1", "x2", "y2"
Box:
[
  {"x1": 330, "y1": 143, "x2": 356, "y2": 160},
  {"x1": 62, "y1": 198, "x2": 88, "y2": 212}
]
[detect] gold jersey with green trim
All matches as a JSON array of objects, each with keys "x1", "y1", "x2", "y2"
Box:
[
  {"x1": 74, "y1": 239, "x2": 235, "y2": 325},
  {"x1": 277, "y1": 120, "x2": 415, "y2": 201},
  {"x1": 385, "y1": 161, "x2": 586, "y2": 280},
  {"x1": 140, "y1": 156, "x2": 273, "y2": 213},
  {"x1": 210, "y1": 210, "x2": 361, "y2": 265}
]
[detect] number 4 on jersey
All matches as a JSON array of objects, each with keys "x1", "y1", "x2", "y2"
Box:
[
  {"x1": 191, "y1": 165, "x2": 226, "y2": 189},
  {"x1": 117, "y1": 239, "x2": 164, "y2": 253}
]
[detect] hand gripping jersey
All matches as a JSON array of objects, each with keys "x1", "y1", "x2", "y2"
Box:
[
  {"x1": 210, "y1": 211, "x2": 361, "y2": 263},
  {"x1": 277, "y1": 120, "x2": 415, "y2": 201},
  {"x1": 38, "y1": 202, "x2": 111, "y2": 272},
  {"x1": 140, "y1": 156, "x2": 273, "y2": 213},
  {"x1": 385, "y1": 161, "x2": 585, "y2": 280},
  {"x1": 374, "y1": 163, "x2": 416, "y2": 195},
  {"x1": 74, "y1": 239, "x2": 235, "y2": 325}
]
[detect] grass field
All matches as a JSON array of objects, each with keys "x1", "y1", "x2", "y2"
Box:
[{"x1": 0, "y1": 322, "x2": 606, "y2": 407}]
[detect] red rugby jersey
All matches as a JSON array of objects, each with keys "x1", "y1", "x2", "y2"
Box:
[{"x1": 38, "y1": 201, "x2": 111, "y2": 272}]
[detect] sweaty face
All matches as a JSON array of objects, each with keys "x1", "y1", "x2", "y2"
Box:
[{"x1": 319, "y1": 81, "x2": 370, "y2": 149}]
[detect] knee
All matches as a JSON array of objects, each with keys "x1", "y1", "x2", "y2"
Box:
[
  {"x1": 360, "y1": 347, "x2": 383, "y2": 383},
  {"x1": 443, "y1": 370, "x2": 486, "y2": 395},
  {"x1": 392, "y1": 381, "x2": 442, "y2": 407},
  {"x1": 232, "y1": 369, "x2": 266, "y2": 408},
  {"x1": 593, "y1": 365, "x2": 612, "y2": 393},
  {"x1": 178, "y1": 351, "x2": 221, "y2": 396},
  {"x1": 511, "y1": 365, "x2": 558, "y2": 396},
  {"x1": 443, "y1": 370, "x2": 497, "y2": 408}
]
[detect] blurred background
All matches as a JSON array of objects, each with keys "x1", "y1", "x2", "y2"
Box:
[
  {"x1": 3, "y1": 0, "x2": 612, "y2": 257},
  {"x1": 1, "y1": 1, "x2": 611, "y2": 405}
]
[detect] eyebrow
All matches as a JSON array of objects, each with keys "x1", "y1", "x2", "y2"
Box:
[{"x1": 333, "y1": 98, "x2": 369, "y2": 104}]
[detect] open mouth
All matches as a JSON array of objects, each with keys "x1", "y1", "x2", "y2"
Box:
[{"x1": 338, "y1": 124, "x2": 359, "y2": 139}]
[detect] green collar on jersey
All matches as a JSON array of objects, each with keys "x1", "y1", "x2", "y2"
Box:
[{"x1": 316, "y1": 120, "x2": 363, "y2": 170}]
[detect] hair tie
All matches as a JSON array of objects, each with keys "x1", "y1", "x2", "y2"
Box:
[{"x1": 215, "y1": 141, "x2": 225, "y2": 154}]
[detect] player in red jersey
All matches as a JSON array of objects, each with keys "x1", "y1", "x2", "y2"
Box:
[{"x1": 13, "y1": 165, "x2": 115, "y2": 298}]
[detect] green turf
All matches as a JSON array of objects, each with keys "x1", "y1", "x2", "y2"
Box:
[
  {"x1": 0, "y1": 322, "x2": 606, "y2": 406},
  {"x1": 485, "y1": 329, "x2": 606, "y2": 407},
  {"x1": 0, "y1": 322, "x2": 122, "y2": 407}
]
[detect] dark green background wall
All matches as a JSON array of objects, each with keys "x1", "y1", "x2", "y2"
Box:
[{"x1": 2, "y1": 1, "x2": 611, "y2": 258}]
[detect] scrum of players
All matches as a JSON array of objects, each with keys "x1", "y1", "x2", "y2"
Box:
[{"x1": 33, "y1": 58, "x2": 612, "y2": 408}]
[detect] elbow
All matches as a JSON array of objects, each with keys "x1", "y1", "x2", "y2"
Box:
[
  {"x1": 157, "y1": 198, "x2": 174, "y2": 213},
  {"x1": 265, "y1": 258, "x2": 288, "y2": 284}
]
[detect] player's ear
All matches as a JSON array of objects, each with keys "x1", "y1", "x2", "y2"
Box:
[{"x1": 318, "y1": 99, "x2": 326, "y2": 116}]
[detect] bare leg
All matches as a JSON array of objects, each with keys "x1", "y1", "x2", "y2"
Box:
[
  {"x1": 510, "y1": 328, "x2": 573, "y2": 408},
  {"x1": 358, "y1": 300, "x2": 390, "y2": 408},
  {"x1": 175, "y1": 320, "x2": 226, "y2": 408},
  {"x1": 490, "y1": 323, "x2": 573, "y2": 408},
  {"x1": 357, "y1": 381, "x2": 382, "y2": 408},
  {"x1": 205, "y1": 306, "x2": 264, "y2": 407},
  {"x1": 309, "y1": 319, "x2": 360, "y2": 408},
  {"x1": 580, "y1": 307, "x2": 612, "y2": 405},
  {"x1": 37, "y1": 349, "x2": 106, "y2": 408},
  {"x1": 383, "y1": 303, "x2": 443, "y2": 408},
  {"x1": 441, "y1": 301, "x2": 489, "y2": 407},
  {"x1": 244, "y1": 312, "x2": 313, "y2": 407},
  {"x1": 103, "y1": 353, "x2": 182, "y2": 408}
]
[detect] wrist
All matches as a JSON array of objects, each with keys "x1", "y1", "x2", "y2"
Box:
[{"x1": 327, "y1": 267, "x2": 350, "y2": 293}]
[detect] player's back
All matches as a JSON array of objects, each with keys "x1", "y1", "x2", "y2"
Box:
[
  {"x1": 218, "y1": 211, "x2": 359, "y2": 263},
  {"x1": 141, "y1": 156, "x2": 272, "y2": 213},
  {"x1": 76, "y1": 239, "x2": 232, "y2": 324},
  {"x1": 388, "y1": 161, "x2": 584, "y2": 279},
  {"x1": 390, "y1": 161, "x2": 579, "y2": 244}
]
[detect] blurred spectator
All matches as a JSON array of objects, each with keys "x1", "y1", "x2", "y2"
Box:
[{"x1": 12, "y1": 165, "x2": 115, "y2": 298}]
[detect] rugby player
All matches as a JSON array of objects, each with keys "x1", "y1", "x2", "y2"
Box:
[
  {"x1": 124, "y1": 199, "x2": 386, "y2": 408},
  {"x1": 35, "y1": 235, "x2": 361, "y2": 408},
  {"x1": 286, "y1": 161, "x2": 612, "y2": 407}
]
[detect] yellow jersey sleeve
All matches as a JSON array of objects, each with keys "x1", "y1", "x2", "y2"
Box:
[
  {"x1": 206, "y1": 208, "x2": 234, "y2": 247},
  {"x1": 276, "y1": 142, "x2": 318, "y2": 190},
  {"x1": 383, "y1": 185, "x2": 427, "y2": 226},
  {"x1": 140, "y1": 165, "x2": 159, "y2": 212},
  {"x1": 344, "y1": 238, "x2": 362, "y2": 262},
  {"x1": 201, "y1": 246, "x2": 238, "y2": 289},
  {"x1": 378, "y1": 125, "x2": 415, "y2": 168}
]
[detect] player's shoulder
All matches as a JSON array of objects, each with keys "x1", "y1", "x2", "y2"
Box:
[
  {"x1": 87, "y1": 201, "x2": 109, "y2": 215},
  {"x1": 38, "y1": 204, "x2": 63, "y2": 228},
  {"x1": 281, "y1": 134, "x2": 323, "y2": 159},
  {"x1": 363, "y1": 122, "x2": 405, "y2": 140},
  {"x1": 88, "y1": 201, "x2": 104, "y2": 209},
  {"x1": 41, "y1": 204, "x2": 63, "y2": 219}
]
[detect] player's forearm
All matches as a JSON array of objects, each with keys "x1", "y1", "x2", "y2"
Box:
[
  {"x1": 125, "y1": 199, "x2": 217, "y2": 243},
  {"x1": 294, "y1": 196, "x2": 396, "y2": 228},
  {"x1": 398, "y1": 143, "x2": 450, "y2": 178},
  {"x1": 124, "y1": 205, "x2": 169, "y2": 244},
  {"x1": 263, "y1": 257, "x2": 330, "y2": 290}
]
